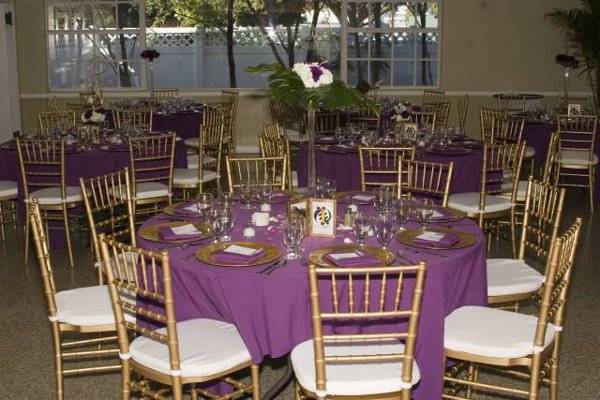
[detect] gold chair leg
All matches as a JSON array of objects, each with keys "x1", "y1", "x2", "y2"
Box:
[
  {"x1": 61, "y1": 207, "x2": 74, "y2": 267},
  {"x1": 51, "y1": 323, "x2": 64, "y2": 400},
  {"x1": 190, "y1": 383, "x2": 198, "y2": 400},
  {"x1": 465, "y1": 362, "x2": 476, "y2": 399},
  {"x1": 121, "y1": 360, "x2": 131, "y2": 400},
  {"x1": 294, "y1": 380, "x2": 302, "y2": 400},
  {"x1": 510, "y1": 209, "x2": 517, "y2": 259},
  {"x1": 0, "y1": 201, "x2": 6, "y2": 240},
  {"x1": 172, "y1": 375, "x2": 183, "y2": 400},
  {"x1": 589, "y1": 166, "x2": 594, "y2": 214},
  {"x1": 24, "y1": 205, "x2": 31, "y2": 263},
  {"x1": 549, "y1": 360, "x2": 559, "y2": 400},
  {"x1": 251, "y1": 364, "x2": 260, "y2": 400}
]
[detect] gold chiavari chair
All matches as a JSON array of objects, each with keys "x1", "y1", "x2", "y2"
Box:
[
  {"x1": 113, "y1": 108, "x2": 153, "y2": 131},
  {"x1": 409, "y1": 111, "x2": 436, "y2": 133},
  {"x1": 422, "y1": 89, "x2": 446, "y2": 107},
  {"x1": 347, "y1": 107, "x2": 381, "y2": 131},
  {"x1": 554, "y1": 114, "x2": 598, "y2": 212},
  {"x1": 17, "y1": 138, "x2": 82, "y2": 266},
  {"x1": 480, "y1": 108, "x2": 505, "y2": 143},
  {"x1": 559, "y1": 95, "x2": 593, "y2": 111},
  {"x1": 542, "y1": 132, "x2": 560, "y2": 185},
  {"x1": 174, "y1": 121, "x2": 222, "y2": 197},
  {"x1": 425, "y1": 102, "x2": 450, "y2": 129},
  {"x1": 456, "y1": 94, "x2": 470, "y2": 135},
  {"x1": 486, "y1": 177, "x2": 566, "y2": 310},
  {"x1": 221, "y1": 90, "x2": 239, "y2": 155},
  {"x1": 29, "y1": 198, "x2": 122, "y2": 400},
  {"x1": 291, "y1": 262, "x2": 427, "y2": 400},
  {"x1": 442, "y1": 218, "x2": 582, "y2": 400},
  {"x1": 38, "y1": 111, "x2": 77, "y2": 134},
  {"x1": 128, "y1": 133, "x2": 176, "y2": 217},
  {"x1": 183, "y1": 108, "x2": 225, "y2": 151},
  {"x1": 397, "y1": 158, "x2": 454, "y2": 207},
  {"x1": 79, "y1": 168, "x2": 136, "y2": 284},
  {"x1": 226, "y1": 156, "x2": 287, "y2": 193},
  {"x1": 99, "y1": 236, "x2": 260, "y2": 400},
  {"x1": 151, "y1": 89, "x2": 179, "y2": 99},
  {"x1": 66, "y1": 103, "x2": 88, "y2": 126},
  {"x1": 269, "y1": 97, "x2": 303, "y2": 143},
  {"x1": 47, "y1": 97, "x2": 60, "y2": 112},
  {"x1": 0, "y1": 180, "x2": 18, "y2": 240},
  {"x1": 501, "y1": 116, "x2": 526, "y2": 144},
  {"x1": 448, "y1": 143, "x2": 525, "y2": 256},
  {"x1": 259, "y1": 123, "x2": 295, "y2": 189},
  {"x1": 359, "y1": 146, "x2": 416, "y2": 192},
  {"x1": 312, "y1": 111, "x2": 340, "y2": 135}
]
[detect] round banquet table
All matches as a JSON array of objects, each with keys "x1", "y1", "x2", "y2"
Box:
[
  {"x1": 297, "y1": 144, "x2": 484, "y2": 194},
  {"x1": 152, "y1": 110, "x2": 204, "y2": 140},
  {"x1": 138, "y1": 200, "x2": 487, "y2": 400}
]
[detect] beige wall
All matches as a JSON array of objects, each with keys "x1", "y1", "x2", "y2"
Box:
[{"x1": 15, "y1": 0, "x2": 589, "y2": 146}]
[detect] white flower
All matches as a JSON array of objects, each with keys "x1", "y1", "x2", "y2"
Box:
[
  {"x1": 292, "y1": 62, "x2": 334, "y2": 88},
  {"x1": 349, "y1": 204, "x2": 358, "y2": 213},
  {"x1": 90, "y1": 111, "x2": 105, "y2": 123}
]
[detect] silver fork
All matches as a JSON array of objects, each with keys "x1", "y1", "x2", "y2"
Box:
[{"x1": 266, "y1": 258, "x2": 288, "y2": 275}]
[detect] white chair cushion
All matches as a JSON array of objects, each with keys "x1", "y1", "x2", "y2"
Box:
[
  {"x1": 135, "y1": 182, "x2": 169, "y2": 199},
  {"x1": 130, "y1": 319, "x2": 251, "y2": 378},
  {"x1": 447, "y1": 192, "x2": 512, "y2": 214},
  {"x1": 186, "y1": 154, "x2": 217, "y2": 169},
  {"x1": 0, "y1": 180, "x2": 18, "y2": 198},
  {"x1": 524, "y1": 146, "x2": 536, "y2": 158},
  {"x1": 184, "y1": 138, "x2": 200, "y2": 148},
  {"x1": 556, "y1": 150, "x2": 598, "y2": 166},
  {"x1": 486, "y1": 258, "x2": 544, "y2": 297},
  {"x1": 55, "y1": 285, "x2": 128, "y2": 326},
  {"x1": 291, "y1": 339, "x2": 420, "y2": 396},
  {"x1": 445, "y1": 306, "x2": 556, "y2": 359},
  {"x1": 31, "y1": 186, "x2": 82, "y2": 205},
  {"x1": 173, "y1": 168, "x2": 217, "y2": 185},
  {"x1": 286, "y1": 128, "x2": 304, "y2": 142},
  {"x1": 499, "y1": 180, "x2": 527, "y2": 201}
]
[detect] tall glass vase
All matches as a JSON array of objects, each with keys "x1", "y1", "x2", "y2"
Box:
[{"x1": 306, "y1": 105, "x2": 317, "y2": 196}]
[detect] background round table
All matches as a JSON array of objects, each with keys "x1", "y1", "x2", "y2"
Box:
[
  {"x1": 297, "y1": 144, "x2": 484, "y2": 194},
  {"x1": 152, "y1": 110, "x2": 204, "y2": 140},
  {"x1": 138, "y1": 200, "x2": 487, "y2": 400}
]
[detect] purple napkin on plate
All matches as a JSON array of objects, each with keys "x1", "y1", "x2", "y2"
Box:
[
  {"x1": 324, "y1": 250, "x2": 381, "y2": 267},
  {"x1": 211, "y1": 247, "x2": 265, "y2": 264},
  {"x1": 431, "y1": 207, "x2": 454, "y2": 221},
  {"x1": 412, "y1": 231, "x2": 461, "y2": 248},
  {"x1": 158, "y1": 226, "x2": 202, "y2": 241}
]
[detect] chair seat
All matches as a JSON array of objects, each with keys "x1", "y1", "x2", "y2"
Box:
[
  {"x1": 447, "y1": 192, "x2": 513, "y2": 214},
  {"x1": 486, "y1": 258, "x2": 544, "y2": 297},
  {"x1": 130, "y1": 319, "x2": 251, "y2": 378},
  {"x1": 285, "y1": 128, "x2": 303, "y2": 142},
  {"x1": 499, "y1": 180, "x2": 527, "y2": 201},
  {"x1": 556, "y1": 150, "x2": 598, "y2": 166},
  {"x1": 184, "y1": 138, "x2": 199, "y2": 148},
  {"x1": 524, "y1": 146, "x2": 536, "y2": 158},
  {"x1": 0, "y1": 180, "x2": 18, "y2": 199},
  {"x1": 186, "y1": 155, "x2": 217, "y2": 169},
  {"x1": 135, "y1": 182, "x2": 169, "y2": 199},
  {"x1": 173, "y1": 168, "x2": 217, "y2": 185},
  {"x1": 445, "y1": 306, "x2": 556, "y2": 359},
  {"x1": 55, "y1": 285, "x2": 133, "y2": 326},
  {"x1": 30, "y1": 186, "x2": 82, "y2": 205},
  {"x1": 291, "y1": 339, "x2": 420, "y2": 396}
]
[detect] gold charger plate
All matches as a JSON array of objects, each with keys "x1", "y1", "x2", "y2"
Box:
[
  {"x1": 309, "y1": 244, "x2": 395, "y2": 267},
  {"x1": 162, "y1": 202, "x2": 199, "y2": 217},
  {"x1": 139, "y1": 221, "x2": 212, "y2": 244},
  {"x1": 396, "y1": 227, "x2": 476, "y2": 250},
  {"x1": 196, "y1": 241, "x2": 282, "y2": 267}
]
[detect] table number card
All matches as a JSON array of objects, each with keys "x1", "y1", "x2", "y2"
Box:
[{"x1": 307, "y1": 198, "x2": 337, "y2": 237}]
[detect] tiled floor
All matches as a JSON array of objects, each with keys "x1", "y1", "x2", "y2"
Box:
[{"x1": 1, "y1": 189, "x2": 599, "y2": 399}]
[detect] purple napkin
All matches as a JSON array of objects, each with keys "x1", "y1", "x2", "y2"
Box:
[
  {"x1": 158, "y1": 226, "x2": 202, "y2": 241},
  {"x1": 173, "y1": 203, "x2": 205, "y2": 217},
  {"x1": 430, "y1": 207, "x2": 454, "y2": 222},
  {"x1": 412, "y1": 231, "x2": 461, "y2": 248},
  {"x1": 324, "y1": 250, "x2": 381, "y2": 267},
  {"x1": 211, "y1": 247, "x2": 265, "y2": 264}
]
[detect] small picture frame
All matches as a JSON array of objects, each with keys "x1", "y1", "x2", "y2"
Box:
[
  {"x1": 307, "y1": 198, "x2": 337, "y2": 237},
  {"x1": 567, "y1": 103, "x2": 581, "y2": 115}
]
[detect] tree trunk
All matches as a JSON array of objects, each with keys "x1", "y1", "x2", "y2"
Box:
[
  {"x1": 244, "y1": 0, "x2": 286, "y2": 67},
  {"x1": 417, "y1": 5, "x2": 432, "y2": 85},
  {"x1": 118, "y1": 33, "x2": 132, "y2": 87},
  {"x1": 226, "y1": 0, "x2": 237, "y2": 88},
  {"x1": 305, "y1": 0, "x2": 321, "y2": 62}
]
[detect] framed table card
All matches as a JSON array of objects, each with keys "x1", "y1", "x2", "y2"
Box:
[{"x1": 307, "y1": 198, "x2": 337, "y2": 237}]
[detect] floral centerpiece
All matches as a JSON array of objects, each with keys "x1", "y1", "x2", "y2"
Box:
[
  {"x1": 81, "y1": 109, "x2": 106, "y2": 124},
  {"x1": 247, "y1": 62, "x2": 377, "y2": 193}
]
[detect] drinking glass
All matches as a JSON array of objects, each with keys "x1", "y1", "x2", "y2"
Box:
[
  {"x1": 215, "y1": 192, "x2": 235, "y2": 211},
  {"x1": 282, "y1": 222, "x2": 304, "y2": 259},
  {"x1": 261, "y1": 182, "x2": 273, "y2": 204},
  {"x1": 396, "y1": 199, "x2": 412, "y2": 231},
  {"x1": 353, "y1": 214, "x2": 371, "y2": 247},
  {"x1": 196, "y1": 192, "x2": 214, "y2": 214},
  {"x1": 374, "y1": 216, "x2": 394, "y2": 250},
  {"x1": 240, "y1": 181, "x2": 253, "y2": 209},
  {"x1": 214, "y1": 209, "x2": 234, "y2": 243},
  {"x1": 416, "y1": 199, "x2": 434, "y2": 230}
]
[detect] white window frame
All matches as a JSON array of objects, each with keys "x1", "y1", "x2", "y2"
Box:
[
  {"x1": 340, "y1": 0, "x2": 441, "y2": 89},
  {"x1": 45, "y1": 0, "x2": 148, "y2": 91}
]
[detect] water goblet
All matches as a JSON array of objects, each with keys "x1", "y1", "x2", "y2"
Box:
[
  {"x1": 416, "y1": 199, "x2": 434, "y2": 230},
  {"x1": 282, "y1": 222, "x2": 304, "y2": 259},
  {"x1": 374, "y1": 216, "x2": 394, "y2": 250},
  {"x1": 196, "y1": 192, "x2": 214, "y2": 214},
  {"x1": 214, "y1": 209, "x2": 234, "y2": 243},
  {"x1": 240, "y1": 181, "x2": 253, "y2": 209},
  {"x1": 396, "y1": 199, "x2": 412, "y2": 231},
  {"x1": 353, "y1": 214, "x2": 371, "y2": 247}
]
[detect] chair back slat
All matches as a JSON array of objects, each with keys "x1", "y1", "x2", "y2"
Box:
[
  {"x1": 422, "y1": 89, "x2": 446, "y2": 107},
  {"x1": 359, "y1": 146, "x2": 415, "y2": 191},
  {"x1": 425, "y1": 102, "x2": 450, "y2": 129},
  {"x1": 38, "y1": 111, "x2": 76, "y2": 134},
  {"x1": 542, "y1": 132, "x2": 560, "y2": 185},
  {"x1": 409, "y1": 111, "x2": 436, "y2": 133},
  {"x1": 16, "y1": 139, "x2": 65, "y2": 199},
  {"x1": 480, "y1": 108, "x2": 505, "y2": 142},
  {"x1": 226, "y1": 156, "x2": 287, "y2": 193},
  {"x1": 113, "y1": 108, "x2": 153, "y2": 131},
  {"x1": 398, "y1": 158, "x2": 454, "y2": 207},
  {"x1": 308, "y1": 263, "x2": 427, "y2": 394},
  {"x1": 556, "y1": 114, "x2": 597, "y2": 157},
  {"x1": 128, "y1": 134, "x2": 175, "y2": 191},
  {"x1": 150, "y1": 89, "x2": 178, "y2": 99}
]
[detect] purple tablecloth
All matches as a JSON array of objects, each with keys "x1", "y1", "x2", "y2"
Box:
[
  {"x1": 138, "y1": 202, "x2": 487, "y2": 400},
  {"x1": 297, "y1": 145, "x2": 484, "y2": 194},
  {"x1": 153, "y1": 111, "x2": 204, "y2": 139},
  {"x1": 0, "y1": 140, "x2": 187, "y2": 245}
]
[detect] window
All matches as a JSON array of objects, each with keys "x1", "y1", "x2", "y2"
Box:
[
  {"x1": 46, "y1": 1, "x2": 439, "y2": 90},
  {"x1": 342, "y1": 0, "x2": 440, "y2": 87}
]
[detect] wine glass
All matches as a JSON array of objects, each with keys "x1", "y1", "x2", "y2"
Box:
[
  {"x1": 282, "y1": 222, "x2": 304, "y2": 259},
  {"x1": 261, "y1": 181, "x2": 273, "y2": 204},
  {"x1": 396, "y1": 199, "x2": 412, "y2": 231},
  {"x1": 416, "y1": 199, "x2": 434, "y2": 230},
  {"x1": 374, "y1": 215, "x2": 394, "y2": 250},
  {"x1": 196, "y1": 192, "x2": 214, "y2": 214},
  {"x1": 353, "y1": 214, "x2": 371, "y2": 247},
  {"x1": 240, "y1": 181, "x2": 253, "y2": 209}
]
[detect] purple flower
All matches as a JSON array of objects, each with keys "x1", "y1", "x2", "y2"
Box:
[{"x1": 310, "y1": 65, "x2": 324, "y2": 83}]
